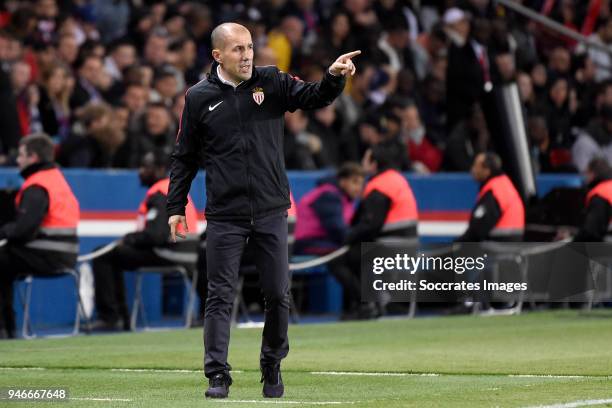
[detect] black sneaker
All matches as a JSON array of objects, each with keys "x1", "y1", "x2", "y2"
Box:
[
  {"x1": 261, "y1": 364, "x2": 284, "y2": 398},
  {"x1": 205, "y1": 373, "x2": 232, "y2": 398}
]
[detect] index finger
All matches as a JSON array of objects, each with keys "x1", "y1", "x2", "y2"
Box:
[{"x1": 339, "y1": 50, "x2": 361, "y2": 61}]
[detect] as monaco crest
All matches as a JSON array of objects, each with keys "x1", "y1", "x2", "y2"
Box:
[{"x1": 252, "y1": 87, "x2": 264, "y2": 105}]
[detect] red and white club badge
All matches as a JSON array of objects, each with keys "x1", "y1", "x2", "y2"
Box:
[{"x1": 252, "y1": 87, "x2": 264, "y2": 105}]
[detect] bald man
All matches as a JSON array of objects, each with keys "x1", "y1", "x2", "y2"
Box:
[{"x1": 167, "y1": 23, "x2": 360, "y2": 399}]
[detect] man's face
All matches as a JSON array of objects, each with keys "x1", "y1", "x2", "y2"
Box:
[
  {"x1": 145, "y1": 35, "x2": 168, "y2": 67},
  {"x1": 339, "y1": 175, "x2": 365, "y2": 200},
  {"x1": 17, "y1": 145, "x2": 38, "y2": 171},
  {"x1": 80, "y1": 57, "x2": 102, "y2": 84},
  {"x1": 138, "y1": 154, "x2": 158, "y2": 187},
  {"x1": 113, "y1": 45, "x2": 136, "y2": 70},
  {"x1": 146, "y1": 106, "x2": 170, "y2": 135},
  {"x1": 123, "y1": 86, "x2": 148, "y2": 113},
  {"x1": 213, "y1": 28, "x2": 254, "y2": 83},
  {"x1": 471, "y1": 153, "x2": 490, "y2": 183}
]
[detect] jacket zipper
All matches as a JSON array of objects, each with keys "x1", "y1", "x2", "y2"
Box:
[{"x1": 234, "y1": 88, "x2": 254, "y2": 225}]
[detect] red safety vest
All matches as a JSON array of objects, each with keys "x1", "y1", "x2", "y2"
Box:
[
  {"x1": 362, "y1": 169, "x2": 418, "y2": 234},
  {"x1": 477, "y1": 174, "x2": 525, "y2": 237},
  {"x1": 15, "y1": 167, "x2": 80, "y2": 230},
  {"x1": 137, "y1": 178, "x2": 198, "y2": 235},
  {"x1": 586, "y1": 180, "x2": 612, "y2": 206}
]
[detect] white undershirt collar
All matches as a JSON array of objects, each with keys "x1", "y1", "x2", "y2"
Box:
[{"x1": 217, "y1": 65, "x2": 242, "y2": 88}]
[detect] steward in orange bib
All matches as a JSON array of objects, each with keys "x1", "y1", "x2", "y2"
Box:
[
  {"x1": 574, "y1": 158, "x2": 612, "y2": 242},
  {"x1": 91, "y1": 151, "x2": 199, "y2": 331},
  {"x1": 457, "y1": 153, "x2": 525, "y2": 242},
  {"x1": 337, "y1": 143, "x2": 419, "y2": 319},
  {"x1": 0, "y1": 134, "x2": 80, "y2": 339}
]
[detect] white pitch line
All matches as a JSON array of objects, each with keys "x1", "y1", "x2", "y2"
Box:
[
  {"x1": 1, "y1": 366, "x2": 610, "y2": 380},
  {"x1": 110, "y1": 368, "x2": 243, "y2": 374},
  {"x1": 0, "y1": 367, "x2": 46, "y2": 371},
  {"x1": 213, "y1": 400, "x2": 355, "y2": 405},
  {"x1": 310, "y1": 371, "x2": 439, "y2": 377},
  {"x1": 509, "y1": 375, "x2": 612, "y2": 380},
  {"x1": 111, "y1": 368, "x2": 200, "y2": 373},
  {"x1": 71, "y1": 397, "x2": 132, "y2": 402},
  {"x1": 522, "y1": 398, "x2": 612, "y2": 408}
]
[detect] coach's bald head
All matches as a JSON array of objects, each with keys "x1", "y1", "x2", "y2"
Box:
[
  {"x1": 211, "y1": 23, "x2": 254, "y2": 84},
  {"x1": 211, "y1": 23, "x2": 250, "y2": 51}
]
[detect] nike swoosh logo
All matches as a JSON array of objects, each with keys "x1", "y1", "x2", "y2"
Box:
[{"x1": 209, "y1": 101, "x2": 223, "y2": 111}]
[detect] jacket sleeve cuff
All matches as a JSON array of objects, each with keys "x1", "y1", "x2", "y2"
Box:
[
  {"x1": 325, "y1": 69, "x2": 346, "y2": 85},
  {"x1": 167, "y1": 206, "x2": 186, "y2": 217}
]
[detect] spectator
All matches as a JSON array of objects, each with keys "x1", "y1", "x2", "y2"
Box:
[
  {"x1": 306, "y1": 103, "x2": 344, "y2": 168},
  {"x1": 267, "y1": 16, "x2": 304, "y2": 72},
  {"x1": 57, "y1": 102, "x2": 124, "y2": 168},
  {"x1": 56, "y1": 33, "x2": 79, "y2": 66},
  {"x1": 38, "y1": 62, "x2": 73, "y2": 141},
  {"x1": 311, "y1": 12, "x2": 356, "y2": 69},
  {"x1": 444, "y1": 103, "x2": 491, "y2": 171},
  {"x1": 284, "y1": 109, "x2": 319, "y2": 170},
  {"x1": 103, "y1": 40, "x2": 136, "y2": 82},
  {"x1": 150, "y1": 66, "x2": 179, "y2": 107},
  {"x1": 70, "y1": 54, "x2": 105, "y2": 112},
  {"x1": 143, "y1": 28, "x2": 169, "y2": 68},
  {"x1": 11, "y1": 60, "x2": 42, "y2": 137},
  {"x1": 581, "y1": 16, "x2": 612, "y2": 82},
  {"x1": 127, "y1": 102, "x2": 176, "y2": 167},
  {"x1": 572, "y1": 104, "x2": 612, "y2": 172},
  {"x1": 394, "y1": 100, "x2": 442, "y2": 173},
  {"x1": 528, "y1": 114, "x2": 576, "y2": 173},
  {"x1": 545, "y1": 76, "x2": 577, "y2": 146},
  {"x1": 445, "y1": 8, "x2": 491, "y2": 131}
]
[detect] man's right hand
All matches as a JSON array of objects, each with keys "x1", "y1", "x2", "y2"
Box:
[{"x1": 168, "y1": 215, "x2": 188, "y2": 242}]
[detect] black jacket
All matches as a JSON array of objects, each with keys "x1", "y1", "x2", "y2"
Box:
[{"x1": 167, "y1": 62, "x2": 345, "y2": 221}]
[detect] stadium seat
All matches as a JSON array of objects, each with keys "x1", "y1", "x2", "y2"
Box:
[
  {"x1": 130, "y1": 265, "x2": 198, "y2": 330},
  {"x1": 17, "y1": 268, "x2": 89, "y2": 339}
]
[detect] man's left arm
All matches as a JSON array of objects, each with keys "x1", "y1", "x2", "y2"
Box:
[
  {"x1": 456, "y1": 191, "x2": 501, "y2": 242},
  {"x1": 124, "y1": 192, "x2": 170, "y2": 248},
  {"x1": 0, "y1": 186, "x2": 48, "y2": 242},
  {"x1": 278, "y1": 50, "x2": 360, "y2": 112},
  {"x1": 573, "y1": 196, "x2": 610, "y2": 242}
]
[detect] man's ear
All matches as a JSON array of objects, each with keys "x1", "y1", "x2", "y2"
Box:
[{"x1": 212, "y1": 49, "x2": 222, "y2": 64}]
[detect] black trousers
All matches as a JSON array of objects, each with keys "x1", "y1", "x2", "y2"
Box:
[
  {"x1": 92, "y1": 243, "x2": 175, "y2": 325},
  {"x1": 0, "y1": 245, "x2": 75, "y2": 338},
  {"x1": 204, "y1": 212, "x2": 290, "y2": 377}
]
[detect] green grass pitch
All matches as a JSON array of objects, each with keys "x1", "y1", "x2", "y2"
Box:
[{"x1": 1, "y1": 310, "x2": 612, "y2": 407}]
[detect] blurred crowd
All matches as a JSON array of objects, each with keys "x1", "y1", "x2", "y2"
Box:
[{"x1": 1, "y1": 0, "x2": 612, "y2": 173}]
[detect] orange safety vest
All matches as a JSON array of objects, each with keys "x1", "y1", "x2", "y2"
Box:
[
  {"x1": 477, "y1": 174, "x2": 525, "y2": 237},
  {"x1": 137, "y1": 178, "x2": 198, "y2": 236},
  {"x1": 586, "y1": 179, "x2": 612, "y2": 206},
  {"x1": 15, "y1": 167, "x2": 80, "y2": 230},
  {"x1": 362, "y1": 169, "x2": 418, "y2": 234},
  {"x1": 585, "y1": 180, "x2": 612, "y2": 234}
]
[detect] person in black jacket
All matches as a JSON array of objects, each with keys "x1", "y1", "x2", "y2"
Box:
[
  {"x1": 574, "y1": 158, "x2": 612, "y2": 242},
  {"x1": 91, "y1": 151, "x2": 198, "y2": 331},
  {"x1": 166, "y1": 22, "x2": 359, "y2": 399},
  {"x1": 0, "y1": 134, "x2": 79, "y2": 339}
]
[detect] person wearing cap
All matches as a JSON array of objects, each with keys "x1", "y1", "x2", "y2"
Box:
[{"x1": 444, "y1": 7, "x2": 493, "y2": 131}]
